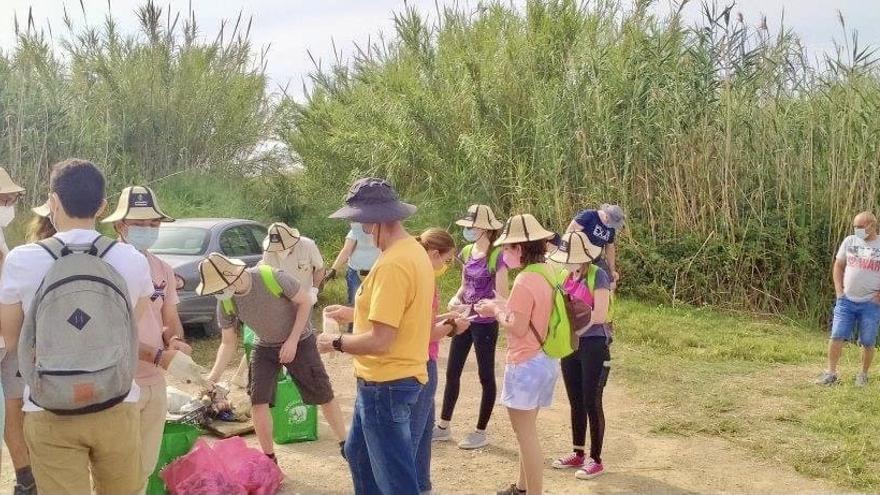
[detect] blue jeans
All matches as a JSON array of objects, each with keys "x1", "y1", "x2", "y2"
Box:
[
  {"x1": 346, "y1": 267, "x2": 363, "y2": 305},
  {"x1": 345, "y1": 378, "x2": 423, "y2": 495},
  {"x1": 831, "y1": 296, "x2": 880, "y2": 347},
  {"x1": 411, "y1": 360, "x2": 437, "y2": 493}
]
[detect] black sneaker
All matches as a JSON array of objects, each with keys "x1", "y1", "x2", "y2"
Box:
[{"x1": 14, "y1": 483, "x2": 37, "y2": 495}]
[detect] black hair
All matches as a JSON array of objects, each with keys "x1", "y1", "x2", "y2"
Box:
[{"x1": 49, "y1": 159, "x2": 105, "y2": 219}]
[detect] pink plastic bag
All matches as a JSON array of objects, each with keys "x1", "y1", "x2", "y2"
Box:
[
  {"x1": 161, "y1": 437, "x2": 282, "y2": 495},
  {"x1": 214, "y1": 437, "x2": 284, "y2": 495}
]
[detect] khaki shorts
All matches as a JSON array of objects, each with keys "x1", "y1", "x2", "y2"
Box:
[{"x1": 249, "y1": 334, "x2": 334, "y2": 406}]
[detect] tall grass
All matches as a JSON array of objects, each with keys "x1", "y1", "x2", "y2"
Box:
[
  {"x1": 283, "y1": 0, "x2": 880, "y2": 320},
  {"x1": 0, "y1": 1, "x2": 272, "y2": 200}
]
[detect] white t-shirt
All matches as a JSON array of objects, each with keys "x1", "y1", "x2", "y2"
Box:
[
  {"x1": 0, "y1": 229, "x2": 153, "y2": 411},
  {"x1": 261, "y1": 236, "x2": 323, "y2": 289},
  {"x1": 346, "y1": 223, "x2": 380, "y2": 272},
  {"x1": 835, "y1": 235, "x2": 880, "y2": 303}
]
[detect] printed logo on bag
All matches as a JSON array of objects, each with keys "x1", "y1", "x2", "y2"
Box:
[
  {"x1": 67, "y1": 308, "x2": 92, "y2": 331},
  {"x1": 286, "y1": 402, "x2": 309, "y2": 424}
]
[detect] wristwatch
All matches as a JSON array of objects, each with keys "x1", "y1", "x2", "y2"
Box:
[{"x1": 332, "y1": 335, "x2": 345, "y2": 353}]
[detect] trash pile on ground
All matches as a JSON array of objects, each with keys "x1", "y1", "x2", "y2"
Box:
[
  {"x1": 161, "y1": 436, "x2": 283, "y2": 495},
  {"x1": 167, "y1": 384, "x2": 244, "y2": 427}
]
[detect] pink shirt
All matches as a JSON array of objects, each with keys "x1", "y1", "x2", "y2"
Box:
[
  {"x1": 504, "y1": 271, "x2": 553, "y2": 364},
  {"x1": 428, "y1": 286, "x2": 440, "y2": 361},
  {"x1": 136, "y1": 252, "x2": 180, "y2": 385}
]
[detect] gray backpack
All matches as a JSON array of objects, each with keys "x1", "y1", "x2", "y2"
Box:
[{"x1": 18, "y1": 236, "x2": 137, "y2": 415}]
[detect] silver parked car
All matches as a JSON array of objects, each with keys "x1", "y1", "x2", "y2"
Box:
[{"x1": 150, "y1": 218, "x2": 267, "y2": 335}]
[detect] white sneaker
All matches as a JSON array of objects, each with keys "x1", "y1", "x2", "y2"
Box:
[
  {"x1": 855, "y1": 373, "x2": 869, "y2": 387},
  {"x1": 432, "y1": 425, "x2": 452, "y2": 442},
  {"x1": 458, "y1": 430, "x2": 489, "y2": 450}
]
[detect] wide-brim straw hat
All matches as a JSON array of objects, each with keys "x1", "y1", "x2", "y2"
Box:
[
  {"x1": 32, "y1": 202, "x2": 50, "y2": 218},
  {"x1": 455, "y1": 204, "x2": 503, "y2": 231},
  {"x1": 196, "y1": 253, "x2": 246, "y2": 295},
  {"x1": 329, "y1": 177, "x2": 416, "y2": 224},
  {"x1": 102, "y1": 186, "x2": 174, "y2": 223},
  {"x1": 0, "y1": 168, "x2": 25, "y2": 195},
  {"x1": 547, "y1": 232, "x2": 602, "y2": 264},
  {"x1": 263, "y1": 222, "x2": 301, "y2": 252},
  {"x1": 494, "y1": 214, "x2": 556, "y2": 246}
]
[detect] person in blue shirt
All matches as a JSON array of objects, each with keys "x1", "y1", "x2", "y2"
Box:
[
  {"x1": 567, "y1": 204, "x2": 625, "y2": 289},
  {"x1": 327, "y1": 223, "x2": 381, "y2": 331}
]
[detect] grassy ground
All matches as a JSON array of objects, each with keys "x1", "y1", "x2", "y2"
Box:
[{"x1": 612, "y1": 300, "x2": 878, "y2": 491}]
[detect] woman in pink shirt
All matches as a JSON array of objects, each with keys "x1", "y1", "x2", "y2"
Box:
[
  {"x1": 413, "y1": 228, "x2": 470, "y2": 494},
  {"x1": 475, "y1": 214, "x2": 559, "y2": 495}
]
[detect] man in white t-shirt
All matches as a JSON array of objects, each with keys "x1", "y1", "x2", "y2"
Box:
[
  {"x1": 261, "y1": 222, "x2": 325, "y2": 289},
  {"x1": 817, "y1": 211, "x2": 880, "y2": 387},
  {"x1": 0, "y1": 160, "x2": 195, "y2": 495}
]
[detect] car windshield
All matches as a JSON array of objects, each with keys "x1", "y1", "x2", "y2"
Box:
[{"x1": 149, "y1": 227, "x2": 210, "y2": 255}]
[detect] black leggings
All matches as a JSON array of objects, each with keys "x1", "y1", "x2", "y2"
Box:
[
  {"x1": 561, "y1": 336, "x2": 611, "y2": 463},
  {"x1": 440, "y1": 321, "x2": 498, "y2": 430}
]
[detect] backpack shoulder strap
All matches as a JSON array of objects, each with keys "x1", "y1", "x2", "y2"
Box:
[
  {"x1": 36, "y1": 237, "x2": 65, "y2": 260},
  {"x1": 91, "y1": 236, "x2": 118, "y2": 259},
  {"x1": 259, "y1": 264, "x2": 283, "y2": 298}
]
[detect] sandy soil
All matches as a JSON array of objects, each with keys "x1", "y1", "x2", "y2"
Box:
[{"x1": 0, "y1": 340, "x2": 837, "y2": 494}]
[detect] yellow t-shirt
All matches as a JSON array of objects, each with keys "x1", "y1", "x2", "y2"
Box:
[{"x1": 353, "y1": 236, "x2": 434, "y2": 383}]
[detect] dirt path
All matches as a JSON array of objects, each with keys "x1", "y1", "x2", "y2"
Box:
[{"x1": 0, "y1": 340, "x2": 837, "y2": 494}]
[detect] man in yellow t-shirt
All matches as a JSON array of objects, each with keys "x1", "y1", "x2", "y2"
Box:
[{"x1": 318, "y1": 178, "x2": 433, "y2": 495}]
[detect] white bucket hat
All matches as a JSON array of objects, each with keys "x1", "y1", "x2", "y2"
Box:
[
  {"x1": 547, "y1": 232, "x2": 602, "y2": 264},
  {"x1": 0, "y1": 168, "x2": 25, "y2": 195},
  {"x1": 263, "y1": 222, "x2": 301, "y2": 252},
  {"x1": 455, "y1": 204, "x2": 504, "y2": 231},
  {"x1": 196, "y1": 253, "x2": 246, "y2": 295},
  {"x1": 102, "y1": 186, "x2": 174, "y2": 223},
  {"x1": 494, "y1": 214, "x2": 556, "y2": 246}
]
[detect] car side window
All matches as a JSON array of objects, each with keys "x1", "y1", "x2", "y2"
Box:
[
  {"x1": 219, "y1": 226, "x2": 261, "y2": 257},
  {"x1": 244, "y1": 224, "x2": 269, "y2": 251}
]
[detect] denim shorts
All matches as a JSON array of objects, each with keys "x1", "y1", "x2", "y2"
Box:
[
  {"x1": 501, "y1": 351, "x2": 559, "y2": 411},
  {"x1": 831, "y1": 296, "x2": 880, "y2": 347}
]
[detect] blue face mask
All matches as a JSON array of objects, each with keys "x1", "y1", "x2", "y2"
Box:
[
  {"x1": 126, "y1": 226, "x2": 160, "y2": 250},
  {"x1": 463, "y1": 228, "x2": 480, "y2": 242}
]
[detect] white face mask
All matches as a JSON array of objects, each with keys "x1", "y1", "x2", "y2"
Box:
[
  {"x1": 126, "y1": 226, "x2": 160, "y2": 250},
  {"x1": 463, "y1": 228, "x2": 480, "y2": 243},
  {"x1": 855, "y1": 228, "x2": 868, "y2": 240},
  {"x1": 0, "y1": 206, "x2": 15, "y2": 228},
  {"x1": 214, "y1": 286, "x2": 235, "y2": 301}
]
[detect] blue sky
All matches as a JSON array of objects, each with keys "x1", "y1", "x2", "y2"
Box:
[{"x1": 1, "y1": 1, "x2": 878, "y2": 99}]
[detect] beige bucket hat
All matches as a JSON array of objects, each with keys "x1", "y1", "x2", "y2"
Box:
[
  {"x1": 196, "y1": 253, "x2": 247, "y2": 295},
  {"x1": 263, "y1": 222, "x2": 301, "y2": 252},
  {"x1": 455, "y1": 204, "x2": 504, "y2": 231},
  {"x1": 0, "y1": 168, "x2": 25, "y2": 195},
  {"x1": 547, "y1": 232, "x2": 602, "y2": 264},
  {"x1": 32, "y1": 202, "x2": 50, "y2": 217},
  {"x1": 102, "y1": 186, "x2": 174, "y2": 223},
  {"x1": 494, "y1": 214, "x2": 556, "y2": 246}
]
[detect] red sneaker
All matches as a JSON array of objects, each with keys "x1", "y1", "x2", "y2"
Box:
[{"x1": 552, "y1": 452, "x2": 586, "y2": 469}]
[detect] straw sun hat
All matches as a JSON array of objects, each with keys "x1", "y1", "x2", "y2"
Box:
[
  {"x1": 196, "y1": 253, "x2": 246, "y2": 296},
  {"x1": 455, "y1": 204, "x2": 503, "y2": 231},
  {"x1": 494, "y1": 214, "x2": 556, "y2": 246},
  {"x1": 547, "y1": 232, "x2": 602, "y2": 264},
  {"x1": 102, "y1": 186, "x2": 174, "y2": 223},
  {"x1": 0, "y1": 168, "x2": 25, "y2": 195},
  {"x1": 263, "y1": 222, "x2": 301, "y2": 252}
]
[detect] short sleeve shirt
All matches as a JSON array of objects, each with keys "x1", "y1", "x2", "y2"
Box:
[
  {"x1": 262, "y1": 236, "x2": 324, "y2": 289},
  {"x1": 346, "y1": 223, "x2": 380, "y2": 271},
  {"x1": 504, "y1": 268, "x2": 554, "y2": 364},
  {"x1": 216, "y1": 267, "x2": 312, "y2": 346},
  {"x1": 835, "y1": 235, "x2": 880, "y2": 302},
  {"x1": 0, "y1": 229, "x2": 153, "y2": 411},
  {"x1": 136, "y1": 252, "x2": 181, "y2": 385},
  {"x1": 575, "y1": 209, "x2": 616, "y2": 248},
  {"x1": 352, "y1": 237, "x2": 434, "y2": 383}
]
